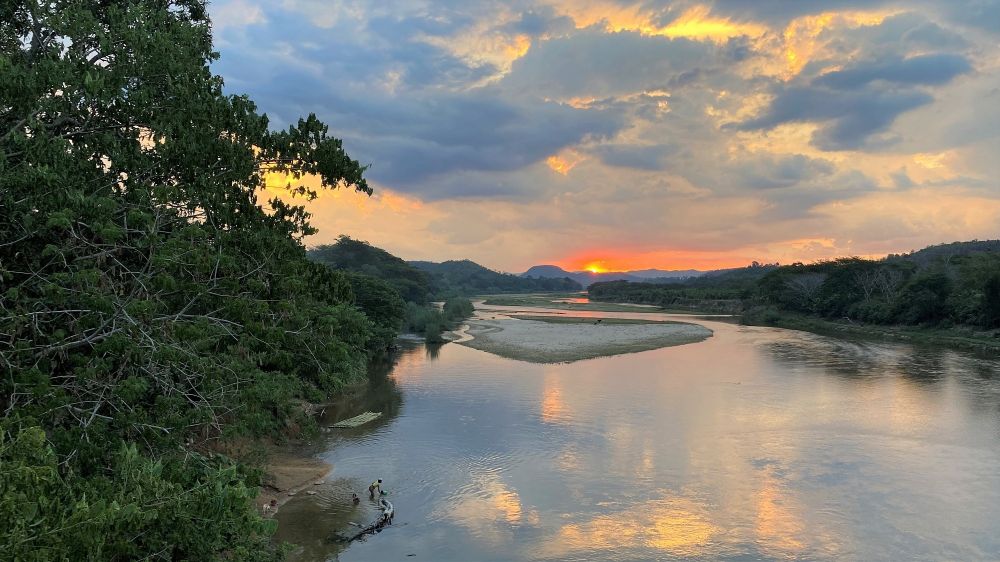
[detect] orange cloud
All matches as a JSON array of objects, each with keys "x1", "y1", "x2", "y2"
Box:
[
  {"x1": 658, "y1": 5, "x2": 766, "y2": 42},
  {"x1": 780, "y1": 10, "x2": 898, "y2": 77},
  {"x1": 546, "y1": 150, "x2": 586, "y2": 175},
  {"x1": 549, "y1": 2, "x2": 765, "y2": 43}
]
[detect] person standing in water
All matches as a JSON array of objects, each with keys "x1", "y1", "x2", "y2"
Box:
[{"x1": 368, "y1": 479, "x2": 383, "y2": 499}]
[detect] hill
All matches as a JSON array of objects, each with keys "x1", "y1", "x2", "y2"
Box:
[
  {"x1": 411, "y1": 260, "x2": 581, "y2": 296},
  {"x1": 589, "y1": 240, "x2": 1000, "y2": 334},
  {"x1": 888, "y1": 239, "x2": 1000, "y2": 267},
  {"x1": 628, "y1": 268, "x2": 705, "y2": 279},
  {"x1": 521, "y1": 264, "x2": 704, "y2": 287},
  {"x1": 309, "y1": 236, "x2": 432, "y2": 303}
]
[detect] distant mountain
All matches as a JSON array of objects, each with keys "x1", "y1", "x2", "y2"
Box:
[
  {"x1": 521, "y1": 265, "x2": 571, "y2": 278},
  {"x1": 521, "y1": 264, "x2": 706, "y2": 287},
  {"x1": 411, "y1": 260, "x2": 581, "y2": 296}
]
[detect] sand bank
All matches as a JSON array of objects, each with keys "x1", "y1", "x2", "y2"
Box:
[{"x1": 457, "y1": 316, "x2": 712, "y2": 363}]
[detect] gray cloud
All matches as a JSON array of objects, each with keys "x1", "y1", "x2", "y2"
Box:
[
  {"x1": 501, "y1": 6, "x2": 575, "y2": 37},
  {"x1": 736, "y1": 51, "x2": 972, "y2": 150},
  {"x1": 707, "y1": 0, "x2": 896, "y2": 24},
  {"x1": 741, "y1": 85, "x2": 932, "y2": 150},
  {"x1": 334, "y1": 91, "x2": 625, "y2": 190},
  {"x1": 937, "y1": 0, "x2": 1000, "y2": 34},
  {"x1": 501, "y1": 28, "x2": 717, "y2": 99},
  {"x1": 590, "y1": 143, "x2": 678, "y2": 170},
  {"x1": 815, "y1": 54, "x2": 972, "y2": 89},
  {"x1": 756, "y1": 169, "x2": 880, "y2": 221},
  {"x1": 742, "y1": 154, "x2": 836, "y2": 190},
  {"x1": 212, "y1": 4, "x2": 626, "y2": 198}
]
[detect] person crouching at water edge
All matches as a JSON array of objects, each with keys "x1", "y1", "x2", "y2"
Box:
[{"x1": 369, "y1": 479, "x2": 383, "y2": 499}]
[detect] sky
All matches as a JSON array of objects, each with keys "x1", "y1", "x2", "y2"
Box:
[{"x1": 208, "y1": 0, "x2": 1000, "y2": 273}]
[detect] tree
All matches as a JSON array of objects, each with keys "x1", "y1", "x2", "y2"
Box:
[
  {"x1": 983, "y1": 273, "x2": 1000, "y2": 329},
  {"x1": 2, "y1": 1, "x2": 373, "y2": 558},
  {"x1": 344, "y1": 272, "x2": 407, "y2": 352},
  {"x1": 309, "y1": 236, "x2": 431, "y2": 303}
]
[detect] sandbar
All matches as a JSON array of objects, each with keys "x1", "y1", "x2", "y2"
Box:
[{"x1": 456, "y1": 316, "x2": 712, "y2": 363}]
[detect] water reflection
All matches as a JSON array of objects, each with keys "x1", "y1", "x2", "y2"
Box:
[
  {"x1": 753, "y1": 467, "x2": 807, "y2": 558},
  {"x1": 437, "y1": 471, "x2": 541, "y2": 547},
  {"x1": 279, "y1": 316, "x2": 1000, "y2": 561},
  {"x1": 538, "y1": 494, "x2": 718, "y2": 559},
  {"x1": 425, "y1": 342, "x2": 443, "y2": 360},
  {"x1": 539, "y1": 371, "x2": 570, "y2": 425}
]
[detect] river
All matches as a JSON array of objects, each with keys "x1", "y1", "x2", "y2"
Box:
[{"x1": 275, "y1": 305, "x2": 1000, "y2": 561}]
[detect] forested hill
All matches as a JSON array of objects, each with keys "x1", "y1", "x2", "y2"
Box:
[
  {"x1": 888, "y1": 240, "x2": 1000, "y2": 266},
  {"x1": 307, "y1": 238, "x2": 581, "y2": 300},
  {"x1": 411, "y1": 260, "x2": 581, "y2": 296},
  {"x1": 589, "y1": 241, "x2": 1000, "y2": 332},
  {"x1": 588, "y1": 263, "x2": 777, "y2": 313},
  {"x1": 309, "y1": 236, "x2": 432, "y2": 303}
]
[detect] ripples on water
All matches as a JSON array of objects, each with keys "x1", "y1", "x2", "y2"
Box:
[{"x1": 276, "y1": 314, "x2": 1000, "y2": 561}]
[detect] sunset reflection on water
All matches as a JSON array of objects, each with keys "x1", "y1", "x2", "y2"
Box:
[{"x1": 278, "y1": 311, "x2": 1000, "y2": 561}]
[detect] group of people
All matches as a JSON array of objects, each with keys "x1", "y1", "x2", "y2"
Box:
[{"x1": 357, "y1": 478, "x2": 394, "y2": 526}]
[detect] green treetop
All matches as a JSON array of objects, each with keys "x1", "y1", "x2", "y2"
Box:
[{"x1": 1, "y1": 1, "x2": 379, "y2": 559}]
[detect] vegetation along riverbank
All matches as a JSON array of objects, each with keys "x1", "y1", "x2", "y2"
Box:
[
  {"x1": 0, "y1": 4, "x2": 401, "y2": 560},
  {"x1": 588, "y1": 241, "x2": 1000, "y2": 354}
]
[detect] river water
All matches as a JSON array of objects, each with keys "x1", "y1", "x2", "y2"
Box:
[{"x1": 275, "y1": 307, "x2": 1000, "y2": 561}]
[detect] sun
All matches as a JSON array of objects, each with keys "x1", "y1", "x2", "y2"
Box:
[{"x1": 583, "y1": 262, "x2": 606, "y2": 274}]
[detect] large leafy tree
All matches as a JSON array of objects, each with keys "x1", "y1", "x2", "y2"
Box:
[{"x1": 1, "y1": 1, "x2": 374, "y2": 559}]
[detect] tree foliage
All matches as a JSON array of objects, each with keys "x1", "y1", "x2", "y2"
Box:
[
  {"x1": 309, "y1": 236, "x2": 431, "y2": 304},
  {"x1": 343, "y1": 272, "x2": 406, "y2": 353},
  {"x1": 590, "y1": 249, "x2": 1000, "y2": 331},
  {"x1": 403, "y1": 297, "x2": 474, "y2": 344},
  {"x1": 1, "y1": 1, "x2": 378, "y2": 558}
]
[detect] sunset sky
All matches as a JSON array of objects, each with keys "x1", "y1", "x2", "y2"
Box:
[{"x1": 208, "y1": 0, "x2": 1000, "y2": 273}]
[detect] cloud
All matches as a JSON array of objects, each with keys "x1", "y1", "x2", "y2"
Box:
[
  {"x1": 736, "y1": 52, "x2": 972, "y2": 150},
  {"x1": 211, "y1": 5, "x2": 626, "y2": 198},
  {"x1": 707, "y1": 0, "x2": 897, "y2": 24},
  {"x1": 590, "y1": 143, "x2": 677, "y2": 170},
  {"x1": 937, "y1": 0, "x2": 1000, "y2": 34},
  {"x1": 501, "y1": 28, "x2": 718, "y2": 99},
  {"x1": 740, "y1": 154, "x2": 836, "y2": 190},
  {"x1": 206, "y1": 0, "x2": 1000, "y2": 270},
  {"x1": 210, "y1": 0, "x2": 266, "y2": 31},
  {"x1": 501, "y1": 6, "x2": 575, "y2": 37},
  {"x1": 329, "y1": 90, "x2": 625, "y2": 192},
  {"x1": 814, "y1": 54, "x2": 972, "y2": 89},
  {"x1": 736, "y1": 85, "x2": 931, "y2": 150}
]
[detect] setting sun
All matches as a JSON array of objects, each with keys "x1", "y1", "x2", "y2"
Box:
[{"x1": 583, "y1": 262, "x2": 607, "y2": 274}]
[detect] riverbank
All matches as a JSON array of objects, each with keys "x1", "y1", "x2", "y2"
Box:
[
  {"x1": 481, "y1": 293, "x2": 663, "y2": 313},
  {"x1": 258, "y1": 456, "x2": 333, "y2": 516},
  {"x1": 457, "y1": 315, "x2": 712, "y2": 363},
  {"x1": 742, "y1": 307, "x2": 1000, "y2": 354}
]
